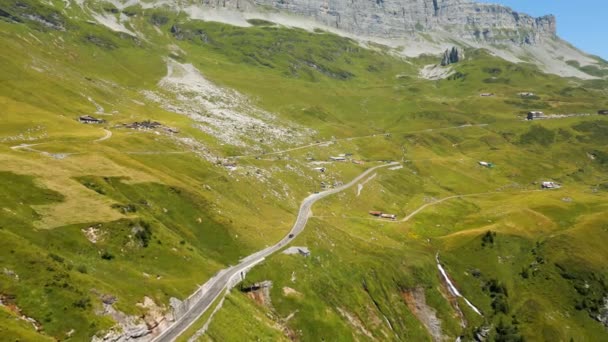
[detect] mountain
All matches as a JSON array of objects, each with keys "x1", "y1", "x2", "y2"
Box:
[
  {"x1": 127, "y1": 0, "x2": 607, "y2": 79},
  {"x1": 1, "y1": 0, "x2": 608, "y2": 341},
  {"x1": 250, "y1": 0, "x2": 557, "y2": 42},
  {"x1": 44, "y1": 0, "x2": 608, "y2": 79}
]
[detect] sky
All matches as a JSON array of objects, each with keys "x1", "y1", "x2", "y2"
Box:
[{"x1": 477, "y1": 0, "x2": 607, "y2": 60}]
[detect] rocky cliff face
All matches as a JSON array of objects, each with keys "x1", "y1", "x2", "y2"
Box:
[
  {"x1": 246, "y1": 0, "x2": 556, "y2": 44},
  {"x1": 76, "y1": 0, "x2": 601, "y2": 79},
  {"x1": 441, "y1": 47, "x2": 463, "y2": 66}
]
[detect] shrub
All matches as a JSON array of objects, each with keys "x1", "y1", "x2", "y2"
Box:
[
  {"x1": 447, "y1": 71, "x2": 466, "y2": 81},
  {"x1": 133, "y1": 221, "x2": 152, "y2": 248},
  {"x1": 481, "y1": 231, "x2": 496, "y2": 247},
  {"x1": 101, "y1": 251, "x2": 114, "y2": 260},
  {"x1": 483, "y1": 67, "x2": 503, "y2": 75},
  {"x1": 82, "y1": 181, "x2": 106, "y2": 195},
  {"x1": 519, "y1": 125, "x2": 555, "y2": 146},
  {"x1": 73, "y1": 298, "x2": 91, "y2": 309},
  {"x1": 150, "y1": 13, "x2": 169, "y2": 26},
  {"x1": 495, "y1": 319, "x2": 523, "y2": 342},
  {"x1": 492, "y1": 294, "x2": 510, "y2": 314},
  {"x1": 111, "y1": 203, "x2": 137, "y2": 214},
  {"x1": 48, "y1": 253, "x2": 64, "y2": 263},
  {"x1": 484, "y1": 279, "x2": 509, "y2": 296}
]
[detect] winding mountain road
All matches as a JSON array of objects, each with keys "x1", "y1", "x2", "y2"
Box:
[{"x1": 151, "y1": 162, "x2": 399, "y2": 342}]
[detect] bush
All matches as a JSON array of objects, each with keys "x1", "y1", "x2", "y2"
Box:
[
  {"x1": 492, "y1": 294, "x2": 510, "y2": 314},
  {"x1": 483, "y1": 67, "x2": 502, "y2": 75},
  {"x1": 574, "y1": 121, "x2": 608, "y2": 144},
  {"x1": 101, "y1": 251, "x2": 114, "y2": 260},
  {"x1": 519, "y1": 125, "x2": 555, "y2": 146},
  {"x1": 484, "y1": 279, "x2": 509, "y2": 296},
  {"x1": 132, "y1": 221, "x2": 152, "y2": 248},
  {"x1": 111, "y1": 203, "x2": 137, "y2": 214},
  {"x1": 495, "y1": 319, "x2": 523, "y2": 342},
  {"x1": 82, "y1": 181, "x2": 106, "y2": 195},
  {"x1": 150, "y1": 13, "x2": 169, "y2": 26},
  {"x1": 447, "y1": 71, "x2": 466, "y2": 81},
  {"x1": 481, "y1": 231, "x2": 496, "y2": 247},
  {"x1": 73, "y1": 298, "x2": 91, "y2": 309},
  {"x1": 76, "y1": 265, "x2": 88, "y2": 274},
  {"x1": 48, "y1": 253, "x2": 64, "y2": 263}
]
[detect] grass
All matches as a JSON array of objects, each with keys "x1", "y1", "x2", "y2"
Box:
[
  {"x1": 175, "y1": 288, "x2": 227, "y2": 342},
  {"x1": 0, "y1": 1, "x2": 607, "y2": 341}
]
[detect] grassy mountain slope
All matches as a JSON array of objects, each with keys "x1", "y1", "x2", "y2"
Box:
[{"x1": 0, "y1": 0, "x2": 607, "y2": 341}]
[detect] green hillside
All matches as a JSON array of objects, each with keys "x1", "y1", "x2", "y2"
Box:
[{"x1": 0, "y1": 1, "x2": 607, "y2": 341}]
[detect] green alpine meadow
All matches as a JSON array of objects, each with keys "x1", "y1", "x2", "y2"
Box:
[{"x1": 0, "y1": 0, "x2": 607, "y2": 341}]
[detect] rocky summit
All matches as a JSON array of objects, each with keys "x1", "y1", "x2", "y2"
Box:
[
  {"x1": 187, "y1": 0, "x2": 602, "y2": 78},
  {"x1": 251, "y1": 0, "x2": 556, "y2": 44}
]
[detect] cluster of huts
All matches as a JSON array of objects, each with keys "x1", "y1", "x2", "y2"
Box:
[
  {"x1": 526, "y1": 111, "x2": 606, "y2": 121},
  {"x1": 328, "y1": 154, "x2": 366, "y2": 165},
  {"x1": 121, "y1": 120, "x2": 179, "y2": 133},
  {"x1": 78, "y1": 116, "x2": 180, "y2": 134},
  {"x1": 78, "y1": 115, "x2": 104, "y2": 124}
]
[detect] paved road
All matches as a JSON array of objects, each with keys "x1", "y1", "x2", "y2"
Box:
[{"x1": 151, "y1": 162, "x2": 399, "y2": 342}]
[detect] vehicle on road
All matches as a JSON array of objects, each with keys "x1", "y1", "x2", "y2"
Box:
[{"x1": 288, "y1": 233, "x2": 294, "y2": 238}]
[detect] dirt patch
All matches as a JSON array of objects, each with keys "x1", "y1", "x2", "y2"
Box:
[
  {"x1": 419, "y1": 64, "x2": 454, "y2": 80},
  {"x1": 142, "y1": 59, "x2": 312, "y2": 155},
  {"x1": 82, "y1": 224, "x2": 105, "y2": 244},
  {"x1": 3, "y1": 268, "x2": 19, "y2": 280},
  {"x1": 0, "y1": 294, "x2": 42, "y2": 332},
  {"x1": 598, "y1": 297, "x2": 608, "y2": 328},
  {"x1": 365, "y1": 304, "x2": 383, "y2": 329},
  {"x1": 243, "y1": 280, "x2": 273, "y2": 307},
  {"x1": 136, "y1": 296, "x2": 166, "y2": 330},
  {"x1": 438, "y1": 281, "x2": 467, "y2": 329},
  {"x1": 93, "y1": 303, "x2": 149, "y2": 341},
  {"x1": 401, "y1": 287, "x2": 444, "y2": 342},
  {"x1": 282, "y1": 287, "x2": 303, "y2": 298}
]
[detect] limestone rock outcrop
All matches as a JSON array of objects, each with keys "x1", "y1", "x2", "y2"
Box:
[
  {"x1": 441, "y1": 47, "x2": 463, "y2": 66},
  {"x1": 238, "y1": 0, "x2": 556, "y2": 45}
]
